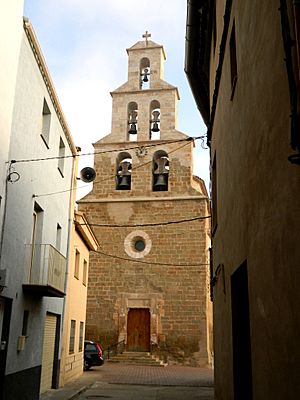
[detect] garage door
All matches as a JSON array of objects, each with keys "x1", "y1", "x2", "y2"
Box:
[{"x1": 40, "y1": 313, "x2": 57, "y2": 394}]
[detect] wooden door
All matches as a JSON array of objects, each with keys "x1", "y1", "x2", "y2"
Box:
[{"x1": 127, "y1": 308, "x2": 150, "y2": 352}]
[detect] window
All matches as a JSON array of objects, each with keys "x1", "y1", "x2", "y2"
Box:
[
  {"x1": 124, "y1": 230, "x2": 152, "y2": 259},
  {"x1": 41, "y1": 99, "x2": 51, "y2": 147},
  {"x1": 30, "y1": 203, "x2": 44, "y2": 272},
  {"x1": 56, "y1": 223, "x2": 62, "y2": 251},
  {"x1": 212, "y1": 3, "x2": 217, "y2": 54},
  {"x1": 22, "y1": 310, "x2": 29, "y2": 336},
  {"x1": 152, "y1": 151, "x2": 169, "y2": 191},
  {"x1": 116, "y1": 152, "x2": 132, "y2": 190},
  {"x1": 293, "y1": 2, "x2": 300, "y2": 68},
  {"x1": 134, "y1": 238, "x2": 146, "y2": 252},
  {"x1": 127, "y1": 102, "x2": 138, "y2": 141},
  {"x1": 83, "y1": 259, "x2": 88, "y2": 286},
  {"x1": 69, "y1": 320, "x2": 76, "y2": 354},
  {"x1": 231, "y1": 261, "x2": 253, "y2": 399},
  {"x1": 140, "y1": 57, "x2": 150, "y2": 89},
  {"x1": 74, "y1": 249, "x2": 80, "y2": 279},
  {"x1": 149, "y1": 100, "x2": 161, "y2": 140},
  {"x1": 230, "y1": 22, "x2": 238, "y2": 100},
  {"x1": 212, "y1": 153, "x2": 218, "y2": 234},
  {"x1": 79, "y1": 321, "x2": 84, "y2": 352},
  {"x1": 58, "y1": 137, "x2": 65, "y2": 177}
]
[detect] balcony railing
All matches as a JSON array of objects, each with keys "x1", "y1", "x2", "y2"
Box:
[{"x1": 23, "y1": 244, "x2": 66, "y2": 297}]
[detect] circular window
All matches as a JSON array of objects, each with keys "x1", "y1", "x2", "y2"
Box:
[
  {"x1": 134, "y1": 238, "x2": 146, "y2": 252},
  {"x1": 124, "y1": 230, "x2": 152, "y2": 259}
]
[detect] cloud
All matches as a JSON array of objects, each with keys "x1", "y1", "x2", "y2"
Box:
[{"x1": 24, "y1": 0, "x2": 210, "y2": 191}]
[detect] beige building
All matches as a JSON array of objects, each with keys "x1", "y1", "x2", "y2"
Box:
[
  {"x1": 60, "y1": 211, "x2": 98, "y2": 386},
  {"x1": 78, "y1": 35, "x2": 212, "y2": 366},
  {"x1": 185, "y1": 0, "x2": 300, "y2": 398}
]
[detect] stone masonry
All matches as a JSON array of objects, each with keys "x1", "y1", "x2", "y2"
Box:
[{"x1": 78, "y1": 36, "x2": 212, "y2": 366}]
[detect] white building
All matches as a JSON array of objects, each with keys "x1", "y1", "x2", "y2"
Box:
[
  {"x1": 0, "y1": 0, "x2": 24, "y2": 269},
  {"x1": 0, "y1": 13, "x2": 77, "y2": 400}
]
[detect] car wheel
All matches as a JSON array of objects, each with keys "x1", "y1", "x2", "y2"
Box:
[{"x1": 84, "y1": 360, "x2": 91, "y2": 371}]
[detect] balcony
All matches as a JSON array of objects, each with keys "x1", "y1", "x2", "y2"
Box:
[{"x1": 23, "y1": 244, "x2": 66, "y2": 297}]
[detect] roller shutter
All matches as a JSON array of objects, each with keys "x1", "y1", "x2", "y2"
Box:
[{"x1": 40, "y1": 313, "x2": 57, "y2": 394}]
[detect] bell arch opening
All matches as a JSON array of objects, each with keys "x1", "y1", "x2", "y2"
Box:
[
  {"x1": 140, "y1": 58, "x2": 150, "y2": 90},
  {"x1": 149, "y1": 100, "x2": 161, "y2": 140},
  {"x1": 128, "y1": 102, "x2": 138, "y2": 141},
  {"x1": 152, "y1": 150, "x2": 169, "y2": 191},
  {"x1": 116, "y1": 152, "x2": 132, "y2": 190}
]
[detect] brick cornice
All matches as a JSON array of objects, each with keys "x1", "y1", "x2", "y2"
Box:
[{"x1": 78, "y1": 195, "x2": 208, "y2": 204}]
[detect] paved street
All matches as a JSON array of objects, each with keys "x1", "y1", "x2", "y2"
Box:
[
  {"x1": 42, "y1": 363, "x2": 214, "y2": 400},
  {"x1": 79, "y1": 382, "x2": 213, "y2": 400}
]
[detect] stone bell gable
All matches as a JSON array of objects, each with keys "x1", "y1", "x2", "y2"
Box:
[{"x1": 78, "y1": 32, "x2": 212, "y2": 366}]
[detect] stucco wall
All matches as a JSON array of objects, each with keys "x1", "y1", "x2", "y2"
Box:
[
  {"x1": 60, "y1": 222, "x2": 94, "y2": 385},
  {"x1": 1, "y1": 28, "x2": 75, "y2": 378},
  {"x1": 210, "y1": 1, "x2": 300, "y2": 399},
  {"x1": 0, "y1": 0, "x2": 24, "y2": 234}
]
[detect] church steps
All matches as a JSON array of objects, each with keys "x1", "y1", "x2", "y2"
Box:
[{"x1": 107, "y1": 351, "x2": 167, "y2": 367}]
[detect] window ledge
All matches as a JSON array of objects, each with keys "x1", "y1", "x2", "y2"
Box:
[
  {"x1": 57, "y1": 166, "x2": 64, "y2": 178},
  {"x1": 40, "y1": 134, "x2": 49, "y2": 149},
  {"x1": 230, "y1": 76, "x2": 238, "y2": 101}
]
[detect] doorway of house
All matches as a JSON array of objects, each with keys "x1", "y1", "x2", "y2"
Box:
[
  {"x1": 127, "y1": 308, "x2": 150, "y2": 352},
  {"x1": 231, "y1": 261, "x2": 253, "y2": 400}
]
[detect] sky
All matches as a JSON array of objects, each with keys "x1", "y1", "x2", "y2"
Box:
[{"x1": 23, "y1": 0, "x2": 210, "y2": 194}]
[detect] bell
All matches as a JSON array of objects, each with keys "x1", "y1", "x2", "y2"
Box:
[
  {"x1": 143, "y1": 68, "x2": 149, "y2": 82},
  {"x1": 151, "y1": 122, "x2": 160, "y2": 132},
  {"x1": 153, "y1": 173, "x2": 168, "y2": 191},
  {"x1": 118, "y1": 175, "x2": 131, "y2": 190},
  {"x1": 128, "y1": 123, "x2": 137, "y2": 135}
]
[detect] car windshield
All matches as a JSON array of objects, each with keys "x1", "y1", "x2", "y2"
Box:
[{"x1": 85, "y1": 343, "x2": 97, "y2": 351}]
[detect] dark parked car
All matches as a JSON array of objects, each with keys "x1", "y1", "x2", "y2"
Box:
[{"x1": 84, "y1": 340, "x2": 104, "y2": 370}]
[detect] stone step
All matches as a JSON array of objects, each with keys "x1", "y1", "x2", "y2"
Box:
[{"x1": 107, "y1": 351, "x2": 167, "y2": 367}]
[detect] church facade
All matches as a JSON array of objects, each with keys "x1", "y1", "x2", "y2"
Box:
[{"x1": 78, "y1": 34, "x2": 212, "y2": 366}]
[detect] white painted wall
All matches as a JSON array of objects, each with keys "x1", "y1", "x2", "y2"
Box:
[
  {"x1": 0, "y1": 0, "x2": 24, "y2": 242},
  {"x1": 1, "y1": 28, "x2": 75, "y2": 376}
]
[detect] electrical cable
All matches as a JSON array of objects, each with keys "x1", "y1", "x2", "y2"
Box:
[
  {"x1": 33, "y1": 140, "x2": 193, "y2": 198},
  {"x1": 94, "y1": 249, "x2": 209, "y2": 267},
  {"x1": 75, "y1": 215, "x2": 211, "y2": 228},
  {"x1": 9, "y1": 136, "x2": 205, "y2": 164}
]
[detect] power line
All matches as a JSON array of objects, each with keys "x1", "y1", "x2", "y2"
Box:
[
  {"x1": 33, "y1": 140, "x2": 192, "y2": 198},
  {"x1": 10, "y1": 136, "x2": 205, "y2": 164},
  {"x1": 75, "y1": 215, "x2": 211, "y2": 228},
  {"x1": 94, "y1": 249, "x2": 209, "y2": 267}
]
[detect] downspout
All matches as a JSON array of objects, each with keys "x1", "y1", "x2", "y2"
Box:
[{"x1": 0, "y1": 163, "x2": 11, "y2": 274}]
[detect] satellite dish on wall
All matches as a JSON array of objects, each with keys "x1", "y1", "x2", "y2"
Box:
[{"x1": 79, "y1": 167, "x2": 96, "y2": 183}]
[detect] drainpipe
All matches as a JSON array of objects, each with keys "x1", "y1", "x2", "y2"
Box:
[{"x1": 0, "y1": 162, "x2": 11, "y2": 289}]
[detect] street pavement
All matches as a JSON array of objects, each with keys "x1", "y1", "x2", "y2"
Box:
[{"x1": 41, "y1": 363, "x2": 214, "y2": 400}]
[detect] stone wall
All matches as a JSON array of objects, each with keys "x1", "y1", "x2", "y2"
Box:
[{"x1": 79, "y1": 197, "x2": 211, "y2": 366}]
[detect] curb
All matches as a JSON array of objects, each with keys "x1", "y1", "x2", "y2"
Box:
[{"x1": 68, "y1": 383, "x2": 94, "y2": 400}]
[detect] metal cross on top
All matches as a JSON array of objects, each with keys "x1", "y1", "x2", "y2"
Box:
[{"x1": 142, "y1": 31, "x2": 151, "y2": 45}]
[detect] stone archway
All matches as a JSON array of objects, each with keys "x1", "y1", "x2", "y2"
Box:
[{"x1": 115, "y1": 293, "x2": 164, "y2": 349}]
